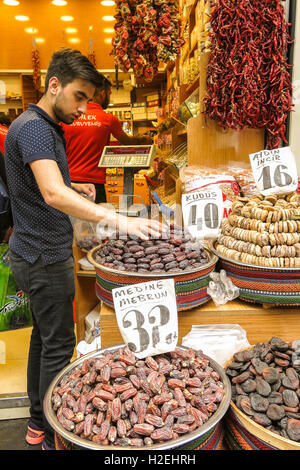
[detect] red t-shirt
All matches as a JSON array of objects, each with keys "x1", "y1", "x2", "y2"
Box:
[
  {"x1": 0, "y1": 124, "x2": 8, "y2": 155},
  {"x1": 62, "y1": 103, "x2": 123, "y2": 184}
]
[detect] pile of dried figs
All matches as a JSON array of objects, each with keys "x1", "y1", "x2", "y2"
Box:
[
  {"x1": 51, "y1": 346, "x2": 225, "y2": 447},
  {"x1": 226, "y1": 337, "x2": 300, "y2": 442}
]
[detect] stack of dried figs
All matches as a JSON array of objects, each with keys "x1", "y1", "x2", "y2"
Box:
[
  {"x1": 51, "y1": 346, "x2": 225, "y2": 447},
  {"x1": 92, "y1": 225, "x2": 209, "y2": 274},
  {"x1": 226, "y1": 337, "x2": 300, "y2": 442},
  {"x1": 215, "y1": 191, "x2": 300, "y2": 268}
]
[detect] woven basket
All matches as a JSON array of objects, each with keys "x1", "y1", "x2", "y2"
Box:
[
  {"x1": 209, "y1": 242, "x2": 300, "y2": 307},
  {"x1": 88, "y1": 246, "x2": 218, "y2": 311},
  {"x1": 224, "y1": 348, "x2": 300, "y2": 451}
]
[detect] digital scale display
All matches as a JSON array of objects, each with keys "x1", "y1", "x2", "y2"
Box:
[{"x1": 98, "y1": 145, "x2": 155, "y2": 168}]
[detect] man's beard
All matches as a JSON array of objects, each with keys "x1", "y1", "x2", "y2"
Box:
[{"x1": 53, "y1": 92, "x2": 74, "y2": 124}]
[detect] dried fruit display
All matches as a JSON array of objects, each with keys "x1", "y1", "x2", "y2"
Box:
[
  {"x1": 51, "y1": 346, "x2": 225, "y2": 446},
  {"x1": 215, "y1": 191, "x2": 300, "y2": 268},
  {"x1": 111, "y1": 0, "x2": 184, "y2": 81},
  {"x1": 92, "y1": 224, "x2": 209, "y2": 273},
  {"x1": 203, "y1": 0, "x2": 293, "y2": 149},
  {"x1": 226, "y1": 338, "x2": 300, "y2": 443},
  {"x1": 32, "y1": 48, "x2": 41, "y2": 91},
  {"x1": 76, "y1": 236, "x2": 102, "y2": 252}
]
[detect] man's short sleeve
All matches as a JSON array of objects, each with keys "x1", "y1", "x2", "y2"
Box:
[
  {"x1": 17, "y1": 119, "x2": 57, "y2": 165},
  {"x1": 110, "y1": 115, "x2": 124, "y2": 140}
]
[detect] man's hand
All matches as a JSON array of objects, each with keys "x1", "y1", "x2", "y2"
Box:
[
  {"x1": 71, "y1": 183, "x2": 96, "y2": 201},
  {"x1": 117, "y1": 215, "x2": 167, "y2": 240}
]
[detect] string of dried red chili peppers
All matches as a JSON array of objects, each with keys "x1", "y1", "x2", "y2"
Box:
[{"x1": 203, "y1": 0, "x2": 293, "y2": 149}]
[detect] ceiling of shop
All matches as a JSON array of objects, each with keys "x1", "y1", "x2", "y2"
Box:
[{"x1": 0, "y1": 0, "x2": 120, "y2": 71}]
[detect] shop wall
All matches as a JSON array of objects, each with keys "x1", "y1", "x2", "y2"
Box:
[
  {"x1": 0, "y1": 74, "x2": 22, "y2": 115},
  {"x1": 290, "y1": 3, "x2": 300, "y2": 173}
]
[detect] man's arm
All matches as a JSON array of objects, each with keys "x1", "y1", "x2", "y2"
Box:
[
  {"x1": 116, "y1": 130, "x2": 153, "y2": 146},
  {"x1": 29, "y1": 159, "x2": 165, "y2": 240}
]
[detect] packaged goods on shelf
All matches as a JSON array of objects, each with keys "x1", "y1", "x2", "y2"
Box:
[{"x1": 180, "y1": 166, "x2": 240, "y2": 218}]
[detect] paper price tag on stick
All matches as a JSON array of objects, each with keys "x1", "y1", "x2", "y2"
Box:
[
  {"x1": 112, "y1": 279, "x2": 178, "y2": 359},
  {"x1": 249, "y1": 147, "x2": 298, "y2": 196},
  {"x1": 181, "y1": 188, "x2": 224, "y2": 240}
]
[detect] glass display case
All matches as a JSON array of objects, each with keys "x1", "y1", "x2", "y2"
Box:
[{"x1": 179, "y1": 87, "x2": 200, "y2": 124}]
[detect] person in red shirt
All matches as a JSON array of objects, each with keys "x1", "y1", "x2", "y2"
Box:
[
  {"x1": 0, "y1": 122, "x2": 9, "y2": 155},
  {"x1": 62, "y1": 77, "x2": 152, "y2": 203}
]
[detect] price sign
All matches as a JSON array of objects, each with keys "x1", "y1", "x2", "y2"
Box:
[
  {"x1": 249, "y1": 147, "x2": 298, "y2": 196},
  {"x1": 181, "y1": 188, "x2": 224, "y2": 239},
  {"x1": 112, "y1": 279, "x2": 178, "y2": 359}
]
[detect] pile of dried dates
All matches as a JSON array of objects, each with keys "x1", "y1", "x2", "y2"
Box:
[
  {"x1": 51, "y1": 346, "x2": 225, "y2": 447},
  {"x1": 76, "y1": 236, "x2": 102, "y2": 252},
  {"x1": 226, "y1": 337, "x2": 300, "y2": 442},
  {"x1": 92, "y1": 225, "x2": 209, "y2": 274}
]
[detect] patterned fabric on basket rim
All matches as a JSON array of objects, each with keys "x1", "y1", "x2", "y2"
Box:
[
  {"x1": 54, "y1": 421, "x2": 224, "y2": 450},
  {"x1": 220, "y1": 259, "x2": 300, "y2": 279},
  {"x1": 94, "y1": 265, "x2": 215, "y2": 311},
  {"x1": 224, "y1": 409, "x2": 277, "y2": 451}
]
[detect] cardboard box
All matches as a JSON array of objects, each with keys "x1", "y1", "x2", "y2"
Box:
[
  {"x1": 147, "y1": 99, "x2": 159, "y2": 107},
  {"x1": 132, "y1": 102, "x2": 147, "y2": 108},
  {"x1": 132, "y1": 107, "x2": 147, "y2": 115},
  {"x1": 146, "y1": 93, "x2": 159, "y2": 102}
]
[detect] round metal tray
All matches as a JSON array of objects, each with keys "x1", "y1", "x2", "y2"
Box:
[
  {"x1": 88, "y1": 244, "x2": 218, "y2": 278},
  {"x1": 208, "y1": 240, "x2": 300, "y2": 272},
  {"x1": 44, "y1": 344, "x2": 231, "y2": 451}
]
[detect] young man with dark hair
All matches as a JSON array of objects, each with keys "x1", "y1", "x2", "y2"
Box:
[
  {"x1": 4, "y1": 48, "x2": 164, "y2": 450},
  {"x1": 62, "y1": 75, "x2": 153, "y2": 203}
]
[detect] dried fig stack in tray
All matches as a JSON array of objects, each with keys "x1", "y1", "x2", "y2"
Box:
[
  {"x1": 215, "y1": 191, "x2": 300, "y2": 268},
  {"x1": 45, "y1": 346, "x2": 231, "y2": 450},
  {"x1": 226, "y1": 338, "x2": 300, "y2": 447}
]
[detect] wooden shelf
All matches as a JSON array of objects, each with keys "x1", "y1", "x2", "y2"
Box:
[
  {"x1": 183, "y1": 75, "x2": 200, "y2": 100},
  {"x1": 99, "y1": 298, "x2": 300, "y2": 349},
  {"x1": 77, "y1": 269, "x2": 96, "y2": 277}
]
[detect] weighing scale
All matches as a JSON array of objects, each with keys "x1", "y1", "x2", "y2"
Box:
[{"x1": 98, "y1": 145, "x2": 156, "y2": 216}]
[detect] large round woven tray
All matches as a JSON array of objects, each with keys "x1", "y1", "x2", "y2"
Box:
[
  {"x1": 224, "y1": 347, "x2": 300, "y2": 450},
  {"x1": 209, "y1": 241, "x2": 300, "y2": 307},
  {"x1": 88, "y1": 245, "x2": 218, "y2": 311},
  {"x1": 44, "y1": 344, "x2": 231, "y2": 451}
]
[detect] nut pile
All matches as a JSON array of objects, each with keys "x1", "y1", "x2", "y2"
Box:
[
  {"x1": 215, "y1": 192, "x2": 300, "y2": 268},
  {"x1": 51, "y1": 346, "x2": 225, "y2": 447},
  {"x1": 226, "y1": 337, "x2": 300, "y2": 443},
  {"x1": 92, "y1": 225, "x2": 209, "y2": 274}
]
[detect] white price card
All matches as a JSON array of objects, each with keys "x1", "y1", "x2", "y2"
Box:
[
  {"x1": 249, "y1": 147, "x2": 298, "y2": 196},
  {"x1": 112, "y1": 279, "x2": 178, "y2": 359},
  {"x1": 181, "y1": 188, "x2": 224, "y2": 240}
]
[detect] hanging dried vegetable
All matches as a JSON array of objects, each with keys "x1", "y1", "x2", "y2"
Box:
[
  {"x1": 111, "y1": 0, "x2": 184, "y2": 82},
  {"x1": 32, "y1": 47, "x2": 41, "y2": 91},
  {"x1": 203, "y1": 0, "x2": 293, "y2": 149},
  {"x1": 87, "y1": 51, "x2": 97, "y2": 67}
]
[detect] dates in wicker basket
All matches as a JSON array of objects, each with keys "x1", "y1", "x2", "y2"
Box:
[{"x1": 93, "y1": 225, "x2": 209, "y2": 274}]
